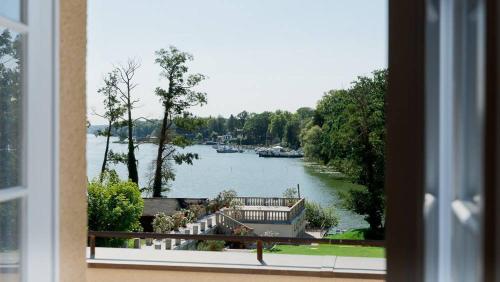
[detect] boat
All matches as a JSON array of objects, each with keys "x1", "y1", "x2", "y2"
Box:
[
  {"x1": 216, "y1": 145, "x2": 243, "y2": 153},
  {"x1": 258, "y1": 146, "x2": 304, "y2": 158}
]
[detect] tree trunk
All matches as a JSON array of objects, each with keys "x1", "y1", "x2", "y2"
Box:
[
  {"x1": 152, "y1": 108, "x2": 169, "y2": 197},
  {"x1": 126, "y1": 99, "x2": 139, "y2": 184},
  {"x1": 100, "y1": 121, "x2": 112, "y2": 179}
]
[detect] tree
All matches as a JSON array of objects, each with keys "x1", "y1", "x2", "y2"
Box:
[
  {"x1": 301, "y1": 125, "x2": 324, "y2": 161},
  {"x1": 283, "y1": 115, "x2": 301, "y2": 149},
  {"x1": 87, "y1": 171, "x2": 144, "y2": 246},
  {"x1": 340, "y1": 70, "x2": 386, "y2": 236},
  {"x1": 269, "y1": 110, "x2": 290, "y2": 142},
  {"x1": 151, "y1": 46, "x2": 207, "y2": 197},
  {"x1": 226, "y1": 114, "x2": 237, "y2": 134},
  {"x1": 94, "y1": 71, "x2": 125, "y2": 177},
  {"x1": 114, "y1": 59, "x2": 141, "y2": 184},
  {"x1": 300, "y1": 69, "x2": 387, "y2": 236},
  {"x1": 236, "y1": 111, "x2": 249, "y2": 128},
  {"x1": 296, "y1": 107, "x2": 315, "y2": 121},
  {"x1": 242, "y1": 112, "x2": 271, "y2": 144}
]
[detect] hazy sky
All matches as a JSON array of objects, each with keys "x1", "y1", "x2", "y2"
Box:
[{"x1": 87, "y1": 0, "x2": 387, "y2": 124}]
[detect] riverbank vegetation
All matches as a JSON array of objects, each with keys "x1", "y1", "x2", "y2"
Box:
[{"x1": 300, "y1": 70, "x2": 387, "y2": 238}]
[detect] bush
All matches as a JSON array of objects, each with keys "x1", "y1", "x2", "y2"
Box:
[
  {"x1": 282, "y1": 188, "x2": 299, "y2": 206},
  {"x1": 171, "y1": 211, "x2": 188, "y2": 230},
  {"x1": 305, "y1": 201, "x2": 339, "y2": 230},
  {"x1": 197, "y1": 240, "x2": 226, "y2": 251},
  {"x1": 232, "y1": 225, "x2": 252, "y2": 236},
  {"x1": 87, "y1": 171, "x2": 144, "y2": 246},
  {"x1": 152, "y1": 212, "x2": 174, "y2": 233},
  {"x1": 189, "y1": 204, "x2": 205, "y2": 220},
  {"x1": 215, "y1": 189, "x2": 237, "y2": 208}
]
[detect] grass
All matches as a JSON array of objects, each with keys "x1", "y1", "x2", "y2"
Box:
[
  {"x1": 265, "y1": 244, "x2": 384, "y2": 258},
  {"x1": 262, "y1": 228, "x2": 385, "y2": 258},
  {"x1": 325, "y1": 228, "x2": 368, "y2": 240}
]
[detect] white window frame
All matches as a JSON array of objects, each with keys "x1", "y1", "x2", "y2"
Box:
[
  {"x1": 424, "y1": 0, "x2": 486, "y2": 281},
  {"x1": 0, "y1": 0, "x2": 59, "y2": 281}
]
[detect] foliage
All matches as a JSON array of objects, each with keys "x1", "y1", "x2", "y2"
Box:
[
  {"x1": 95, "y1": 71, "x2": 126, "y2": 175},
  {"x1": 269, "y1": 110, "x2": 291, "y2": 141},
  {"x1": 325, "y1": 228, "x2": 370, "y2": 240},
  {"x1": 304, "y1": 201, "x2": 339, "y2": 230},
  {"x1": 197, "y1": 240, "x2": 225, "y2": 251},
  {"x1": 232, "y1": 226, "x2": 252, "y2": 236},
  {"x1": 152, "y1": 212, "x2": 174, "y2": 233},
  {"x1": 87, "y1": 171, "x2": 144, "y2": 246},
  {"x1": 282, "y1": 188, "x2": 298, "y2": 206},
  {"x1": 113, "y1": 59, "x2": 141, "y2": 184},
  {"x1": 242, "y1": 112, "x2": 272, "y2": 144},
  {"x1": 188, "y1": 204, "x2": 205, "y2": 220},
  {"x1": 151, "y1": 46, "x2": 207, "y2": 197},
  {"x1": 301, "y1": 69, "x2": 387, "y2": 233},
  {"x1": 215, "y1": 189, "x2": 238, "y2": 208},
  {"x1": 171, "y1": 211, "x2": 188, "y2": 230}
]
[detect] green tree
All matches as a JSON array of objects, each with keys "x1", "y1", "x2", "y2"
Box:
[
  {"x1": 226, "y1": 114, "x2": 237, "y2": 134},
  {"x1": 242, "y1": 112, "x2": 271, "y2": 145},
  {"x1": 301, "y1": 70, "x2": 387, "y2": 235},
  {"x1": 301, "y1": 125, "x2": 325, "y2": 161},
  {"x1": 87, "y1": 171, "x2": 144, "y2": 246},
  {"x1": 94, "y1": 71, "x2": 125, "y2": 177},
  {"x1": 114, "y1": 59, "x2": 141, "y2": 184},
  {"x1": 269, "y1": 110, "x2": 290, "y2": 142},
  {"x1": 283, "y1": 115, "x2": 301, "y2": 149},
  {"x1": 151, "y1": 46, "x2": 207, "y2": 197},
  {"x1": 236, "y1": 111, "x2": 249, "y2": 128},
  {"x1": 296, "y1": 107, "x2": 315, "y2": 121}
]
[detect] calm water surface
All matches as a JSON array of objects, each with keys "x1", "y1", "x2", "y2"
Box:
[{"x1": 86, "y1": 134, "x2": 367, "y2": 230}]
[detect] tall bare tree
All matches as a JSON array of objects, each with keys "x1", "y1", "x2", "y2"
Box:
[
  {"x1": 114, "y1": 59, "x2": 141, "y2": 184},
  {"x1": 94, "y1": 71, "x2": 125, "y2": 177},
  {"x1": 151, "y1": 46, "x2": 207, "y2": 197}
]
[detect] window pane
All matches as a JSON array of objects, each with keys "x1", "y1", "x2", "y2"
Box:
[
  {"x1": 0, "y1": 0, "x2": 22, "y2": 22},
  {"x1": 0, "y1": 199, "x2": 22, "y2": 282},
  {"x1": 0, "y1": 28, "x2": 22, "y2": 189}
]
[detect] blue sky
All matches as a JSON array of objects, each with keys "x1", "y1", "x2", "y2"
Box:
[{"x1": 87, "y1": 0, "x2": 387, "y2": 124}]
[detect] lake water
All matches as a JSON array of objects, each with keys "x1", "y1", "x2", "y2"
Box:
[{"x1": 86, "y1": 134, "x2": 367, "y2": 230}]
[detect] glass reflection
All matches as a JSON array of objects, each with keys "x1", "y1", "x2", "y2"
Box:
[
  {"x1": 0, "y1": 0, "x2": 22, "y2": 22},
  {"x1": 0, "y1": 28, "x2": 22, "y2": 189},
  {"x1": 0, "y1": 199, "x2": 22, "y2": 282}
]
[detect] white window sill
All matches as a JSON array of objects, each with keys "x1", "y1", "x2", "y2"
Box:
[{"x1": 86, "y1": 247, "x2": 386, "y2": 279}]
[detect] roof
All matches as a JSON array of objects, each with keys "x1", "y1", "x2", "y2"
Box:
[{"x1": 142, "y1": 198, "x2": 208, "y2": 217}]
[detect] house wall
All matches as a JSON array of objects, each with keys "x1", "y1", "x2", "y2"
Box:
[
  {"x1": 59, "y1": 0, "x2": 88, "y2": 282},
  {"x1": 86, "y1": 268, "x2": 383, "y2": 282}
]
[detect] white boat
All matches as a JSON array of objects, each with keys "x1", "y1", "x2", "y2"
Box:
[{"x1": 216, "y1": 145, "x2": 243, "y2": 153}]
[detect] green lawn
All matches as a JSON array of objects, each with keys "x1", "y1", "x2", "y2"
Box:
[
  {"x1": 263, "y1": 229, "x2": 385, "y2": 258},
  {"x1": 326, "y1": 229, "x2": 368, "y2": 240},
  {"x1": 265, "y1": 244, "x2": 384, "y2": 258}
]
